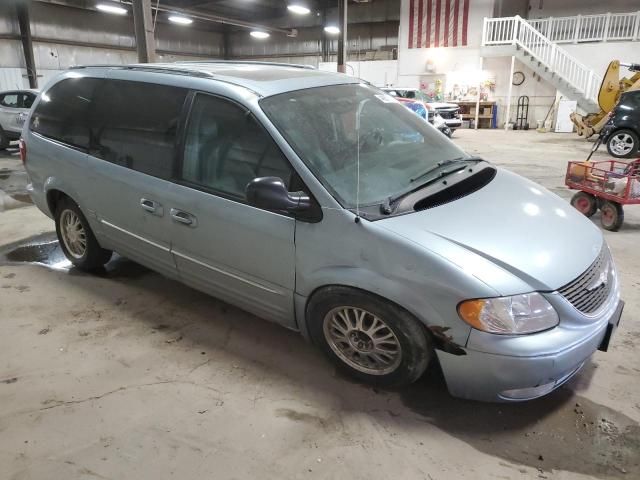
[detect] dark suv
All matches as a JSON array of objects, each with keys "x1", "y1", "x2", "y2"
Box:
[{"x1": 603, "y1": 90, "x2": 640, "y2": 158}]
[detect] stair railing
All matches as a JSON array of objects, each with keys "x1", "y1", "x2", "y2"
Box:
[{"x1": 482, "y1": 15, "x2": 602, "y2": 104}]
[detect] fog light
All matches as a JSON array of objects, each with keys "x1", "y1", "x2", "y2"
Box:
[{"x1": 499, "y1": 381, "x2": 556, "y2": 401}]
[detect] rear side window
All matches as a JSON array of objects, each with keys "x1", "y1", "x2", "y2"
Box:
[
  {"x1": 30, "y1": 78, "x2": 100, "y2": 150},
  {"x1": 181, "y1": 93, "x2": 292, "y2": 200},
  {"x1": 88, "y1": 79, "x2": 187, "y2": 180},
  {"x1": 0, "y1": 93, "x2": 19, "y2": 108}
]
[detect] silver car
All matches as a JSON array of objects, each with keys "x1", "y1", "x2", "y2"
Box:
[
  {"x1": 381, "y1": 87, "x2": 462, "y2": 130},
  {"x1": 22, "y1": 63, "x2": 623, "y2": 402},
  {"x1": 0, "y1": 89, "x2": 38, "y2": 149}
]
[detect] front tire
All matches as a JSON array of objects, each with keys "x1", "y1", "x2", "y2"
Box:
[
  {"x1": 606, "y1": 129, "x2": 639, "y2": 158},
  {"x1": 307, "y1": 287, "x2": 431, "y2": 388},
  {"x1": 55, "y1": 198, "x2": 112, "y2": 270},
  {"x1": 0, "y1": 127, "x2": 9, "y2": 150}
]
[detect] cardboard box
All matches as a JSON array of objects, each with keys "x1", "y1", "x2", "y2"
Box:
[{"x1": 483, "y1": 107, "x2": 492, "y2": 116}]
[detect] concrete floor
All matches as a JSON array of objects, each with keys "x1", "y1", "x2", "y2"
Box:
[{"x1": 1, "y1": 130, "x2": 639, "y2": 480}]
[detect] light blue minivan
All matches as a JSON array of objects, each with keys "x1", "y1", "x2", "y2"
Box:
[{"x1": 22, "y1": 62, "x2": 623, "y2": 402}]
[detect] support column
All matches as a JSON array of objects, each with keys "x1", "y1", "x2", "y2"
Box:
[
  {"x1": 222, "y1": 24, "x2": 231, "y2": 60},
  {"x1": 337, "y1": 0, "x2": 347, "y2": 73},
  {"x1": 474, "y1": 56, "x2": 484, "y2": 130},
  {"x1": 321, "y1": 7, "x2": 329, "y2": 62},
  {"x1": 132, "y1": 0, "x2": 156, "y2": 63},
  {"x1": 15, "y1": 1, "x2": 37, "y2": 89},
  {"x1": 504, "y1": 55, "x2": 515, "y2": 130}
]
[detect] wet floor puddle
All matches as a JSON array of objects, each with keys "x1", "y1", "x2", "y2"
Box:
[
  {"x1": 0, "y1": 232, "x2": 149, "y2": 278},
  {"x1": 0, "y1": 233, "x2": 69, "y2": 269}
]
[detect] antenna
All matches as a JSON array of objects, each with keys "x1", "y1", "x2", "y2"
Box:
[{"x1": 355, "y1": 99, "x2": 361, "y2": 223}]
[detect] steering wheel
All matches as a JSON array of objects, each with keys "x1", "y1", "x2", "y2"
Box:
[{"x1": 359, "y1": 128, "x2": 384, "y2": 151}]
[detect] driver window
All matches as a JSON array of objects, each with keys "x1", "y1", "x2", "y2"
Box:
[{"x1": 182, "y1": 94, "x2": 293, "y2": 200}]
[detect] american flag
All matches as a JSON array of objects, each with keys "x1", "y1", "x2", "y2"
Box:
[{"x1": 408, "y1": 0, "x2": 470, "y2": 49}]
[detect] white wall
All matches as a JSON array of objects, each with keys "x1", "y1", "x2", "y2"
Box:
[
  {"x1": 318, "y1": 60, "x2": 399, "y2": 86},
  {"x1": 527, "y1": 0, "x2": 640, "y2": 18},
  {"x1": 484, "y1": 56, "x2": 557, "y2": 127},
  {"x1": 562, "y1": 41, "x2": 639, "y2": 79}
]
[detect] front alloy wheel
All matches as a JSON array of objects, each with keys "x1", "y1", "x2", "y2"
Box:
[
  {"x1": 307, "y1": 286, "x2": 431, "y2": 388},
  {"x1": 323, "y1": 306, "x2": 402, "y2": 375}
]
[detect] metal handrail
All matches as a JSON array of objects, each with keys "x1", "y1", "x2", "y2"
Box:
[{"x1": 528, "y1": 10, "x2": 640, "y2": 44}]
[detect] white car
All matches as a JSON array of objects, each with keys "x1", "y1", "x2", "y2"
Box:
[
  {"x1": 381, "y1": 87, "x2": 462, "y2": 131},
  {"x1": 0, "y1": 89, "x2": 38, "y2": 149}
]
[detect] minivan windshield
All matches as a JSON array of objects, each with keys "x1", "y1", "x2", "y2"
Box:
[{"x1": 260, "y1": 83, "x2": 468, "y2": 208}]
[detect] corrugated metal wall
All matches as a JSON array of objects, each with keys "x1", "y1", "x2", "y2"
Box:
[
  {"x1": 0, "y1": 1, "x2": 400, "y2": 90},
  {"x1": 229, "y1": 21, "x2": 398, "y2": 60}
]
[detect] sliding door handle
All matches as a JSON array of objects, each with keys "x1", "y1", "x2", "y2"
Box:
[
  {"x1": 140, "y1": 198, "x2": 163, "y2": 216},
  {"x1": 170, "y1": 208, "x2": 197, "y2": 227}
]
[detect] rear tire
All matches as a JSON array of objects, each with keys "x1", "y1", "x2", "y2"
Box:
[
  {"x1": 606, "y1": 129, "x2": 639, "y2": 158},
  {"x1": 600, "y1": 201, "x2": 624, "y2": 231},
  {"x1": 55, "y1": 198, "x2": 112, "y2": 270},
  {"x1": 307, "y1": 286, "x2": 431, "y2": 388},
  {"x1": 570, "y1": 191, "x2": 597, "y2": 217},
  {"x1": 0, "y1": 127, "x2": 9, "y2": 150}
]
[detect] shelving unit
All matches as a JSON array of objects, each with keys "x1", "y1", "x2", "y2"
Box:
[{"x1": 456, "y1": 101, "x2": 497, "y2": 128}]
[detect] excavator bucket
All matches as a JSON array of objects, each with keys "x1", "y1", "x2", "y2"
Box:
[{"x1": 569, "y1": 61, "x2": 640, "y2": 139}]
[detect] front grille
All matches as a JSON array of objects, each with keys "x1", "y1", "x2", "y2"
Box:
[
  {"x1": 558, "y1": 246, "x2": 614, "y2": 315},
  {"x1": 438, "y1": 109, "x2": 459, "y2": 119}
]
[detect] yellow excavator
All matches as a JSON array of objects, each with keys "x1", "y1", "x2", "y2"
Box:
[{"x1": 570, "y1": 60, "x2": 640, "y2": 138}]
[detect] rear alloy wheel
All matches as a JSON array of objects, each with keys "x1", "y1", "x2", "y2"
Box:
[
  {"x1": 600, "y1": 200, "x2": 624, "y2": 231},
  {"x1": 606, "y1": 129, "x2": 639, "y2": 158},
  {"x1": 570, "y1": 191, "x2": 597, "y2": 217},
  {"x1": 308, "y1": 287, "x2": 431, "y2": 387},
  {"x1": 55, "y1": 198, "x2": 112, "y2": 270}
]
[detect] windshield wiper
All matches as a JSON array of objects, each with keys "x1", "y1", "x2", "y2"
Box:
[
  {"x1": 381, "y1": 156, "x2": 483, "y2": 214},
  {"x1": 409, "y1": 156, "x2": 481, "y2": 183}
]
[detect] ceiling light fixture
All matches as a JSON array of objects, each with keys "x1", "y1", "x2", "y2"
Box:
[
  {"x1": 324, "y1": 26, "x2": 340, "y2": 34},
  {"x1": 287, "y1": 4, "x2": 311, "y2": 15},
  {"x1": 96, "y1": 2, "x2": 127, "y2": 15},
  {"x1": 250, "y1": 31, "x2": 270, "y2": 39},
  {"x1": 168, "y1": 15, "x2": 193, "y2": 25}
]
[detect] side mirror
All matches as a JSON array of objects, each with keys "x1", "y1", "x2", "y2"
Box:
[{"x1": 246, "y1": 177, "x2": 312, "y2": 213}]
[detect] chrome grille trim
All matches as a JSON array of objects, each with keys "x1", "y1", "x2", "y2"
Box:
[{"x1": 558, "y1": 246, "x2": 614, "y2": 315}]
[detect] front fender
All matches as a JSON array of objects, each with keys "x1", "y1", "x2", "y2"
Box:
[{"x1": 294, "y1": 209, "x2": 497, "y2": 346}]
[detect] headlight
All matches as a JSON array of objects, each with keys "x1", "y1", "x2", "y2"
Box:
[{"x1": 458, "y1": 293, "x2": 559, "y2": 334}]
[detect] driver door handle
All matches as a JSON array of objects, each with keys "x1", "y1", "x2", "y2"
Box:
[{"x1": 170, "y1": 208, "x2": 197, "y2": 227}]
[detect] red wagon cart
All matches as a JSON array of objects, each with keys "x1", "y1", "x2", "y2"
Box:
[{"x1": 566, "y1": 159, "x2": 640, "y2": 231}]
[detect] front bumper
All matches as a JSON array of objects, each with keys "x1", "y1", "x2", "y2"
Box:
[
  {"x1": 444, "y1": 119, "x2": 462, "y2": 128},
  {"x1": 437, "y1": 294, "x2": 623, "y2": 402}
]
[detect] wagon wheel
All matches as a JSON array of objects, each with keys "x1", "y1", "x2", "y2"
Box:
[
  {"x1": 570, "y1": 191, "x2": 597, "y2": 217},
  {"x1": 600, "y1": 201, "x2": 624, "y2": 232}
]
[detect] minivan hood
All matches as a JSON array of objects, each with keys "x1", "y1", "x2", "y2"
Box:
[{"x1": 379, "y1": 168, "x2": 603, "y2": 292}]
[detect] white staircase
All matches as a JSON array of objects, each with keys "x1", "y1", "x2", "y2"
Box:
[{"x1": 481, "y1": 15, "x2": 602, "y2": 112}]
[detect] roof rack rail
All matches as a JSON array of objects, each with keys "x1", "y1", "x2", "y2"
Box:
[
  {"x1": 173, "y1": 60, "x2": 316, "y2": 70},
  {"x1": 69, "y1": 64, "x2": 216, "y2": 79}
]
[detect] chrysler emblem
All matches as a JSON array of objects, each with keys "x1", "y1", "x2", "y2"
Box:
[{"x1": 586, "y1": 263, "x2": 609, "y2": 292}]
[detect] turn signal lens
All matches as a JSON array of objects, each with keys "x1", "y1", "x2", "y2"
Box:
[{"x1": 458, "y1": 293, "x2": 559, "y2": 335}]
